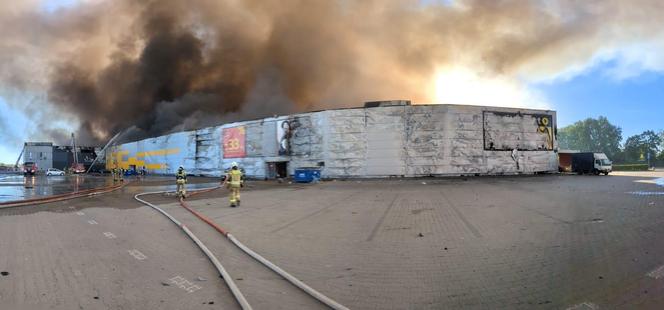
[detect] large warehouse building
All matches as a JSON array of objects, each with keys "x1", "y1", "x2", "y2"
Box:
[{"x1": 106, "y1": 102, "x2": 558, "y2": 178}]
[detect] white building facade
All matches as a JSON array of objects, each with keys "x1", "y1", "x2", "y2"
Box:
[{"x1": 107, "y1": 104, "x2": 558, "y2": 178}]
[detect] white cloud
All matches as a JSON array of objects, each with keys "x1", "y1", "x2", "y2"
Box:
[
  {"x1": 431, "y1": 66, "x2": 550, "y2": 109},
  {"x1": 600, "y1": 39, "x2": 664, "y2": 80}
]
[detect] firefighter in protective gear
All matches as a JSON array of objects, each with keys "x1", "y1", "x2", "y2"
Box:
[
  {"x1": 113, "y1": 167, "x2": 124, "y2": 182},
  {"x1": 176, "y1": 166, "x2": 187, "y2": 198},
  {"x1": 222, "y1": 162, "x2": 243, "y2": 207}
]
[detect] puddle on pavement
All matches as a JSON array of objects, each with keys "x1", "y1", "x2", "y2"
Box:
[
  {"x1": 0, "y1": 171, "x2": 219, "y2": 200},
  {"x1": 656, "y1": 178, "x2": 664, "y2": 187},
  {"x1": 628, "y1": 191, "x2": 664, "y2": 196},
  {"x1": 628, "y1": 177, "x2": 664, "y2": 196},
  {"x1": 0, "y1": 174, "x2": 114, "y2": 202},
  {"x1": 0, "y1": 176, "x2": 223, "y2": 218}
]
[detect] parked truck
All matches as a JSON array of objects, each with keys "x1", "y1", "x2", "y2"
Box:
[{"x1": 558, "y1": 151, "x2": 612, "y2": 175}]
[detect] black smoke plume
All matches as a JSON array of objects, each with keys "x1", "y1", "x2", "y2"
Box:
[{"x1": 1, "y1": 0, "x2": 664, "y2": 145}]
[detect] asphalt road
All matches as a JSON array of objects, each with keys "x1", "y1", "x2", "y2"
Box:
[{"x1": 0, "y1": 172, "x2": 663, "y2": 309}]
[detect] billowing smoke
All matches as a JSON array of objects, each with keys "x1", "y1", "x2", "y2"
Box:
[{"x1": 1, "y1": 0, "x2": 664, "y2": 145}]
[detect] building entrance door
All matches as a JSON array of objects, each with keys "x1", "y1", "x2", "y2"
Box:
[
  {"x1": 267, "y1": 161, "x2": 289, "y2": 179},
  {"x1": 275, "y1": 162, "x2": 288, "y2": 178}
]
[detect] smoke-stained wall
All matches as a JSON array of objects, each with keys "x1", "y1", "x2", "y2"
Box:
[
  {"x1": 106, "y1": 131, "x2": 196, "y2": 174},
  {"x1": 107, "y1": 104, "x2": 557, "y2": 178},
  {"x1": 316, "y1": 104, "x2": 557, "y2": 177}
]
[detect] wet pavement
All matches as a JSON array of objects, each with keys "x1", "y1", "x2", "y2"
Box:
[
  {"x1": 0, "y1": 173, "x2": 225, "y2": 203},
  {"x1": 0, "y1": 173, "x2": 114, "y2": 202}
]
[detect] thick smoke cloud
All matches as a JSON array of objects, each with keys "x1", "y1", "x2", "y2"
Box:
[{"x1": 1, "y1": 0, "x2": 664, "y2": 145}]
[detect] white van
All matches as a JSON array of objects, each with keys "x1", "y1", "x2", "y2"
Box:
[{"x1": 46, "y1": 168, "x2": 65, "y2": 176}]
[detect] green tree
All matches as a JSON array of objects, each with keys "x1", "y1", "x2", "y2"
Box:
[
  {"x1": 624, "y1": 130, "x2": 662, "y2": 163},
  {"x1": 623, "y1": 135, "x2": 642, "y2": 162},
  {"x1": 659, "y1": 131, "x2": 664, "y2": 162},
  {"x1": 557, "y1": 116, "x2": 622, "y2": 160}
]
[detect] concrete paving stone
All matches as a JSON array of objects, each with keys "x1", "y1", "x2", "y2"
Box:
[
  {"x1": 0, "y1": 193, "x2": 238, "y2": 309},
  {"x1": 1, "y1": 172, "x2": 664, "y2": 309},
  {"x1": 182, "y1": 173, "x2": 664, "y2": 309}
]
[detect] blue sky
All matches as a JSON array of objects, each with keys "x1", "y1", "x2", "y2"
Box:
[
  {"x1": 0, "y1": 98, "x2": 32, "y2": 165},
  {"x1": 533, "y1": 65, "x2": 664, "y2": 138}
]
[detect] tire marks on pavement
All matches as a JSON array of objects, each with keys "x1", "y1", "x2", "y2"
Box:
[
  {"x1": 439, "y1": 190, "x2": 483, "y2": 238},
  {"x1": 366, "y1": 193, "x2": 400, "y2": 241},
  {"x1": 270, "y1": 190, "x2": 363, "y2": 233}
]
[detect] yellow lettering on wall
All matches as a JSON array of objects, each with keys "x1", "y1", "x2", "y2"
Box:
[
  {"x1": 136, "y1": 148, "x2": 180, "y2": 157},
  {"x1": 106, "y1": 148, "x2": 180, "y2": 171}
]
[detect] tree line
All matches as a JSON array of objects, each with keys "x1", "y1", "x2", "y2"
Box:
[{"x1": 557, "y1": 116, "x2": 664, "y2": 165}]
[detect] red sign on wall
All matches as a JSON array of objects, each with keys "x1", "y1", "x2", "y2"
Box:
[{"x1": 223, "y1": 126, "x2": 246, "y2": 158}]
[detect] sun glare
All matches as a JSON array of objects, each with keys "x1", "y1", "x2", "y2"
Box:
[{"x1": 433, "y1": 67, "x2": 546, "y2": 108}]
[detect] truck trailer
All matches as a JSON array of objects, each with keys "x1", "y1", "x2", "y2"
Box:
[{"x1": 558, "y1": 151, "x2": 612, "y2": 175}]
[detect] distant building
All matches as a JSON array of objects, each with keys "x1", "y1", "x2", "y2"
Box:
[
  {"x1": 22, "y1": 142, "x2": 100, "y2": 172},
  {"x1": 22, "y1": 142, "x2": 53, "y2": 171}
]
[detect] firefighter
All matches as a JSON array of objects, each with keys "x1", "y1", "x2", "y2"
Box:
[
  {"x1": 113, "y1": 167, "x2": 122, "y2": 182},
  {"x1": 222, "y1": 162, "x2": 243, "y2": 207},
  {"x1": 176, "y1": 166, "x2": 187, "y2": 198}
]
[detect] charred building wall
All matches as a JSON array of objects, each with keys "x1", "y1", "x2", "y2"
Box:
[{"x1": 106, "y1": 104, "x2": 558, "y2": 178}]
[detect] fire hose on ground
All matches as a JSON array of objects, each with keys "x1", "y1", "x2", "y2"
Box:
[
  {"x1": 135, "y1": 185, "x2": 350, "y2": 310},
  {"x1": 134, "y1": 190, "x2": 252, "y2": 310},
  {"x1": 0, "y1": 179, "x2": 348, "y2": 309}
]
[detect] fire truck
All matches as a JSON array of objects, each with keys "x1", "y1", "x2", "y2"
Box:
[{"x1": 23, "y1": 161, "x2": 37, "y2": 176}]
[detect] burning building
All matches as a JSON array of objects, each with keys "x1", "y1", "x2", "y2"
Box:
[{"x1": 106, "y1": 102, "x2": 558, "y2": 178}]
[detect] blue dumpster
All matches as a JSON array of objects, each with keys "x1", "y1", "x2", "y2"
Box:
[{"x1": 294, "y1": 168, "x2": 321, "y2": 183}]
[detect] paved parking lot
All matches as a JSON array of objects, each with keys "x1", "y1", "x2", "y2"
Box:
[
  {"x1": 0, "y1": 172, "x2": 663, "y2": 309},
  {"x1": 184, "y1": 172, "x2": 664, "y2": 309}
]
